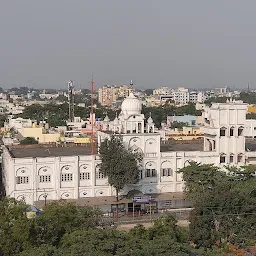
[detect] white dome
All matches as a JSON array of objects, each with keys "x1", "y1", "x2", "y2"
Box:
[
  {"x1": 147, "y1": 116, "x2": 154, "y2": 124},
  {"x1": 121, "y1": 92, "x2": 142, "y2": 115},
  {"x1": 113, "y1": 116, "x2": 119, "y2": 125},
  {"x1": 103, "y1": 115, "x2": 110, "y2": 122}
]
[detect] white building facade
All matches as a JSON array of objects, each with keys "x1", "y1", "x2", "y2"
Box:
[{"x1": 2, "y1": 94, "x2": 256, "y2": 208}]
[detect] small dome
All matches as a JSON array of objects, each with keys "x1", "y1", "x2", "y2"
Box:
[
  {"x1": 103, "y1": 115, "x2": 110, "y2": 122},
  {"x1": 147, "y1": 116, "x2": 154, "y2": 124},
  {"x1": 121, "y1": 92, "x2": 142, "y2": 115},
  {"x1": 113, "y1": 117, "x2": 119, "y2": 125}
]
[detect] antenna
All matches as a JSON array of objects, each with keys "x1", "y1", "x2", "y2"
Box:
[
  {"x1": 91, "y1": 75, "x2": 95, "y2": 155},
  {"x1": 248, "y1": 82, "x2": 251, "y2": 92},
  {"x1": 68, "y1": 80, "x2": 75, "y2": 122}
]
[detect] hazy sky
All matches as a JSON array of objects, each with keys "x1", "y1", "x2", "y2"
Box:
[{"x1": 1, "y1": 0, "x2": 256, "y2": 90}]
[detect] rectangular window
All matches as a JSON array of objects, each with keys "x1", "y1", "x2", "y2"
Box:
[
  {"x1": 161, "y1": 168, "x2": 172, "y2": 177},
  {"x1": 220, "y1": 129, "x2": 226, "y2": 136},
  {"x1": 237, "y1": 155, "x2": 243, "y2": 163},
  {"x1": 80, "y1": 172, "x2": 90, "y2": 180},
  {"x1": 140, "y1": 170, "x2": 143, "y2": 179},
  {"x1": 230, "y1": 155, "x2": 234, "y2": 163},
  {"x1": 39, "y1": 175, "x2": 51, "y2": 183},
  {"x1": 151, "y1": 169, "x2": 157, "y2": 177},
  {"x1": 220, "y1": 156, "x2": 226, "y2": 164},
  {"x1": 16, "y1": 176, "x2": 29, "y2": 184},
  {"x1": 61, "y1": 173, "x2": 73, "y2": 182},
  {"x1": 96, "y1": 172, "x2": 105, "y2": 179},
  {"x1": 238, "y1": 128, "x2": 243, "y2": 136},
  {"x1": 145, "y1": 169, "x2": 157, "y2": 177}
]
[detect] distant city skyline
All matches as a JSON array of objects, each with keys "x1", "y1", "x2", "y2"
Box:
[{"x1": 1, "y1": 0, "x2": 256, "y2": 89}]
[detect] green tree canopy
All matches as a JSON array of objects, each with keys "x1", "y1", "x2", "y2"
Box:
[
  {"x1": 0, "y1": 198, "x2": 31, "y2": 256},
  {"x1": 144, "y1": 89, "x2": 154, "y2": 96},
  {"x1": 239, "y1": 91, "x2": 256, "y2": 104},
  {"x1": 142, "y1": 103, "x2": 201, "y2": 128},
  {"x1": 179, "y1": 162, "x2": 256, "y2": 249},
  {"x1": 20, "y1": 137, "x2": 39, "y2": 145},
  {"x1": 99, "y1": 136, "x2": 143, "y2": 201},
  {"x1": 0, "y1": 197, "x2": 254, "y2": 255}
]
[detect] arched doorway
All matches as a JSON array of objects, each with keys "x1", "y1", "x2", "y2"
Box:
[{"x1": 126, "y1": 189, "x2": 144, "y2": 212}]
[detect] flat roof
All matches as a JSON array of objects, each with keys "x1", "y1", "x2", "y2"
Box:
[
  {"x1": 8, "y1": 145, "x2": 95, "y2": 158},
  {"x1": 8, "y1": 141, "x2": 256, "y2": 158},
  {"x1": 161, "y1": 142, "x2": 204, "y2": 152}
]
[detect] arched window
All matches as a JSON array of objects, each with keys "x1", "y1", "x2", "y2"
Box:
[
  {"x1": 79, "y1": 165, "x2": 90, "y2": 180},
  {"x1": 230, "y1": 154, "x2": 234, "y2": 163},
  {"x1": 145, "y1": 161, "x2": 157, "y2": 177},
  {"x1": 61, "y1": 165, "x2": 73, "y2": 182},
  {"x1": 237, "y1": 153, "x2": 243, "y2": 163},
  {"x1": 220, "y1": 153, "x2": 226, "y2": 164},
  {"x1": 95, "y1": 165, "x2": 105, "y2": 179},
  {"x1": 230, "y1": 127, "x2": 234, "y2": 137},
  {"x1": 238, "y1": 126, "x2": 244, "y2": 136},
  {"x1": 16, "y1": 167, "x2": 30, "y2": 184},
  {"x1": 220, "y1": 127, "x2": 226, "y2": 136}
]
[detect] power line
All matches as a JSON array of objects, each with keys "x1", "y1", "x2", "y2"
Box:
[
  {"x1": 191, "y1": 205, "x2": 256, "y2": 210},
  {"x1": 192, "y1": 212, "x2": 256, "y2": 218}
]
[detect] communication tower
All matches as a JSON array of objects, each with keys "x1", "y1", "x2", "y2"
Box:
[{"x1": 68, "y1": 80, "x2": 75, "y2": 122}]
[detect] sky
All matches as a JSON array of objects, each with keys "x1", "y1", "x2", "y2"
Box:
[{"x1": 1, "y1": 0, "x2": 256, "y2": 90}]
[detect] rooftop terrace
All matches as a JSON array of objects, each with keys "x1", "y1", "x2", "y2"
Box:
[
  {"x1": 8, "y1": 144, "x2": 95, "y2": 158},
  {"x1": 6, "y1": 139, "x2": 256, "y2": 158}
]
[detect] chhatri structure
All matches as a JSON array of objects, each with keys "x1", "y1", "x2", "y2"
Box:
[{"x1": 2, "y1": 93, "x2": 256, "y2": 211}]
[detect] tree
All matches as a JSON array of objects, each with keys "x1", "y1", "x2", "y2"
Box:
[
  {"x1": 20, "y1": 137, "x2": 38, "y2": 145},
  {"x1": 239, "y1": 91, "x2": 256, "y2": 104},
  {"x1": 0, "y1": 114, "x2": 7, "y2": 127},
  {"x1": 179, "y1": 162, "x2": 256, "y2": 249},
  {"x1": 204, "y1": 96, "x2": 229, "y2": 105},
  {"x1": 58, "y1": 229, "x2": 128, "y2": 256},
  {"x1": 19, "y1": 245, "x2": 57, "y2": 256},
  {"x1": 30, "y1": 201, "x2": 102, "y2": 247},
  {"x1": 142, "y1": 103, "x2": 202, "y2": 128},
  {"x1": 0, "y1": 198, "x2": 30, "y2": 256},
  {"x1": 171, "y1": 121, "x2": 188, "y2": 129},
  {"x1": 99, "y1": 136, "x2": 143, "y2": 204},
  {"x1": 144, "y1": 89, "x2": 153, "y2": 96}
]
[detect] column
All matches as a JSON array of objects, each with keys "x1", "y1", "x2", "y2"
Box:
[
  {"x1": 32, "y1": 158, "x2": 37, "y2": 203},
  {"x1": 74, "y1": 156, "x2": 79, "y2": 199},
  {"x1": 55, "y1": 157, "x2": 61, "y2": 200}
]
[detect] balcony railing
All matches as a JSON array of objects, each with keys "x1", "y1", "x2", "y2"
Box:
[{"x1": 144, "y1": 153, "x2": 157, "y2": 157}]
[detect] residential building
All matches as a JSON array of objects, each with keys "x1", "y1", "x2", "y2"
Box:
[
  {"x1": 153, "y1": 87, "x2": 171, "y2": 95},
  {"x1": 189, "y1": 91, "x2": 198, "y2": 103},
  {"x1": 244, "y1": 119, "x2": 256, "y2": 138},
  {"x1": 98, "y1": 85, "x2": 133, "y2": 106},
  {"x1": 39, "y1": 93, "x2": 59, "y2": 100},
  {"x1": 98, "y1": 85, "x2": 117, "y2": 106},
  {"x1": 171, "y1": 87, "x2": 190, "y2": 106},
  {"x1": 166, "y1": 115, "x2": 199, "y2": 127},
  {"x1": 160, "y1": 87, "x2": 190, "y2": 106}
]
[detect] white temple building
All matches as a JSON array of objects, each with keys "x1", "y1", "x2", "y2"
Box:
[{"x1": 2, "y1": 93, "x2": 256, "y2": 211}]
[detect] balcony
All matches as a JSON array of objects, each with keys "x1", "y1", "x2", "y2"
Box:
[{"x1": 144, "y1": 153, "x2": 157, "y2": 158}]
